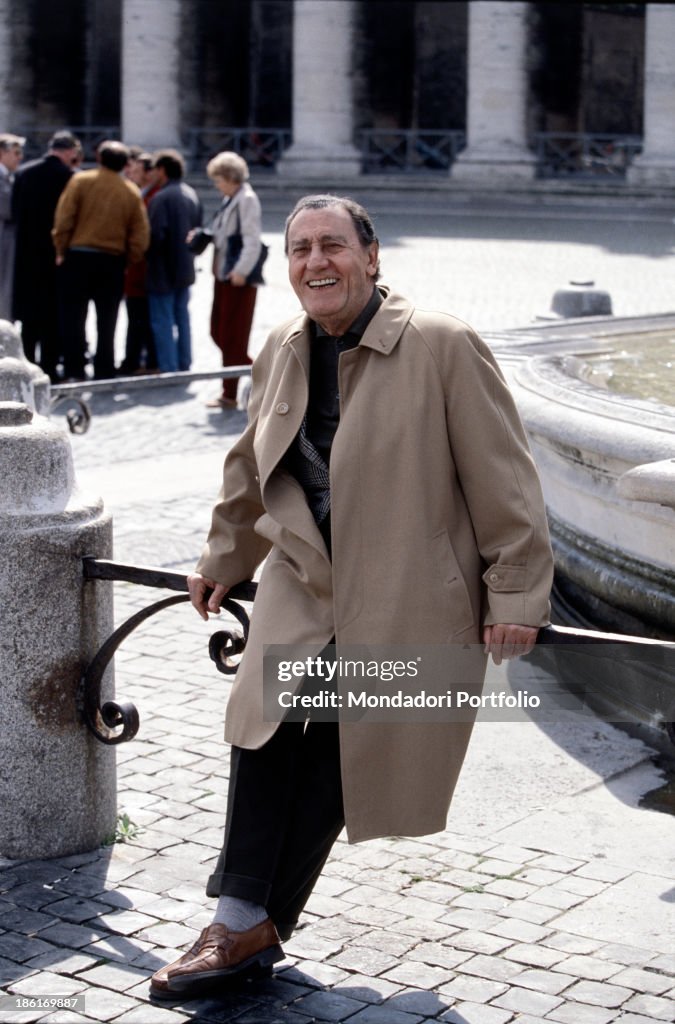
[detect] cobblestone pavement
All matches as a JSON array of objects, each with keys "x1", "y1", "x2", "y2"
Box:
[{"x1": 2, "y1": 194, "x2": 675, "y2": 1023}]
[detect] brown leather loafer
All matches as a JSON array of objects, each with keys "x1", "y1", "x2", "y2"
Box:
[{"x1": 149, "y1": 919, "x2": 283, "y2": 1000}]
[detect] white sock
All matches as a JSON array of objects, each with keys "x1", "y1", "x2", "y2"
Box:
[{"x1": 212, "y1": 895, "x2": 267, "y2": 932}]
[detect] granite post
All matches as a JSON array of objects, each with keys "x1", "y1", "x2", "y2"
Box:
[{"x1": 0, "y1": 321, "x2": 116, "y2": 859}]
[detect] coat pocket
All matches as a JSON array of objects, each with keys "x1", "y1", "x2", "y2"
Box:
[{"x1": 430, "y1": 530, "x2": 475, "y2": 637}]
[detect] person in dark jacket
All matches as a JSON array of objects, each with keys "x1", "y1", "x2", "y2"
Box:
[
  {"x1": 11, "y1": 130, "x2": 80, "y2": 380},
  {"x1": 119, "y1": 152, "x2": 160, "y2": 375},
  {"x1": 52, "y1": 140, "x2": 150, "y2": 381},
  {"x1": 146, "y1": 149, "x2": 202, "y2": 373},
  {"x1": 0, "y1": 133, "x2": 24, "y2": 321}
]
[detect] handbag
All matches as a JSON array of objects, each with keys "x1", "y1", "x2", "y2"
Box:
[
  {"x1": 224, "y1": 207, "x2": 269, "y2": 285},
  {"x1": 186, "y1": 227, "x2": 213, "y2": 255}
]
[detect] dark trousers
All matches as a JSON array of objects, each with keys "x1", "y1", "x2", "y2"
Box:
[
  {"x1": 121, "y1": 295, "x2": 157, "y2": 373},
  {"x1": 59, "y1": 250, "x2": 125, "y2": 379},
  {"x1": 19, "y1": 275, "x2": 61, "y2": 381},
  {"x1": 210, "y1": 279, "x2": 256, "y2": 401},
  {"x1": 206, "y1": 719, "x2": 344, "y2": 942}
]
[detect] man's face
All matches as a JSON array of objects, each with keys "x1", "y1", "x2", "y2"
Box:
[
  {"x1": 287, "y1": 205, "x2": 378, "y2": 336},
  {"x1": 127, "y1": 159, "x2": 150, "y2": 187},
  {"x1": 148, "y1": 165, "x2": 167, "y2": 189},
  {"x1": 1, "y1": 145, "x2": 23, "y2": 172}
]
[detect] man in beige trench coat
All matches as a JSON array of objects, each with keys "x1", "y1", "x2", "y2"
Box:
[{"x1": 150, "y1": 195, "x2": 554, "y2": 1000}]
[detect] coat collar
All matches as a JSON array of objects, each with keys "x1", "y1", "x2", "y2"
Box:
[
  {"x1": 280, "y1": 286, "x2": 414, "y2": 357},
  {"x1": 221, "y1": 181, "x2": 252, "y2": 214}
]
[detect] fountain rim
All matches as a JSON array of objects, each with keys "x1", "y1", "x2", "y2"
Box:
[{"x1": 488, "y1": 311, "x2": 675, "y2": 427}]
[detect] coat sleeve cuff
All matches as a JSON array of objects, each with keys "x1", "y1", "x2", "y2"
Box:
[{"x1": 482, "y1": 564, "x2": 551, "y2": 626}]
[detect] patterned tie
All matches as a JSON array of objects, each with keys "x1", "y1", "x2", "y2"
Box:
[{"x1": 296, "y1": 414, "x2": 331, "y2": 524}]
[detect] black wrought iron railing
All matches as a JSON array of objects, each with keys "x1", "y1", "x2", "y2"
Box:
[
  {"x1": 17, "y1": 125, "x2": 121, "y2": 163},
  {"x1": 534, "y1": 132, "x2": 643, "y2": 180},
  {"x1": 80, "y1": 558, "x2": 256, "y2": 745},
  {"x1": 80, "y1": 557, "x2": 675, "y2": 748},
  {"x1": 360, "y1": 129, "x2": 466, "y2": 174},
  {"x1": 17, "y1": 124, "x2": 645, "y2": 182},
  {"x1": 183, "y1": 127, "x2": 292, "y2": 172}
]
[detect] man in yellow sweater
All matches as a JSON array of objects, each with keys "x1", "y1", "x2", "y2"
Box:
[{"x1": 52, "y1": 140, "x2": 149, "y2": 380}]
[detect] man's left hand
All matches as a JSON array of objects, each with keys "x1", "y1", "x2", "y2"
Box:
[
  {"x1": 483, "y1": 624, "x2": 538, "y2": 665},
  {"x1": 227, "y1": 271, "x2": 247, "y2": 287}
]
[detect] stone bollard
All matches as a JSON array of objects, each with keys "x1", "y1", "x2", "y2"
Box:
[
  {"x1": 0, "y1": 318, "x2": 51, "y2": 412},
  {"x1": 549, "y1": 279, "x2": 613, "y2": 319},
  {"x1": 0, "y1": 323, "x2": 116, "y2": 859}
]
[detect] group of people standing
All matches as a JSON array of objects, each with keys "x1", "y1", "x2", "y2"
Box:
[{"x1": 0, "y1": 130, "x2": 263, "y2": 398}]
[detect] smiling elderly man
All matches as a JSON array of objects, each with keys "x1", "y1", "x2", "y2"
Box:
[{"x1": 149, "y1": 195, "x2": 554, "y2": 1001}]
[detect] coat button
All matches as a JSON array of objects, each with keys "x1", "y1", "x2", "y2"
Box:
[
  {"x1": 489, "y1": 572, "x2": 500, "y2": 583},
  {"x1": 275, "y1": 402, "x2": 289, "y2": 415}
]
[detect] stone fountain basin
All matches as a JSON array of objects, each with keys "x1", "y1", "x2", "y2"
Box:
[{"x1": 489, "y1": 314, "x2": 675, "y2": 744}]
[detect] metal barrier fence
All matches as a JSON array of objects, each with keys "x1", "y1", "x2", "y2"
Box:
[
  {"x1": 360, "y1": 130, "x2": 467, "y2": 174},
  {"x1": 17, "y1": 125, "x2": 121, "y2": 163},
  {"x1": 16, "y1": 125, "x2": 646, "y2": 181},
  {"x1": 50, "y1": 365, "x2": 252, "y2": 434},
  {"x1": 534, "y1": 132, "x2": 643, "y2": 180},
  {"x1": 183, "y1": 127, "x2": 292, "y2": 172}
]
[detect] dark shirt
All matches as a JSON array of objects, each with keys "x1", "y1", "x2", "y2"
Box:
[
  {"x1": 306, "y1": 286, "x2": 383, "y2": 461},
  {"x1": 286, "y1": 287, "x2": 383, "y2": 553}
]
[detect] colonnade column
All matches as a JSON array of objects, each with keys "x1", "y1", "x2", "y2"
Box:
[
  {"x1": 121, "y1": 0, "x2": 182, "y2": 149},
  {"x1": 277, "y1": 0, "x2": 361, "y2": 180},
  {"x1": 627, "y1": 3, "x2": 675, "y2": 187},
  {"x1": 0, "y1": 0, "x2": 12, "y2": 130},
  {"x1": 452, "y1": 1, "x2": 535, "y2": 183}
]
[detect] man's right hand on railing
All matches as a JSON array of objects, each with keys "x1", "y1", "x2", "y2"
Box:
[{"x1": 187, "y1": 573, "x2": 230, "y2": 621}]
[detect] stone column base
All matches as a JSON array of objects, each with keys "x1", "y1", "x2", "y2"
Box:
[
  {"x1": 276, "y1": 144, "x2": 362, "y2": 180},
  {"x1": 627, "y1": 157, "x2": 675, "y2": 188},
  {"x1": 452, "y1": 147, "x2": 536, "y2": 183}
]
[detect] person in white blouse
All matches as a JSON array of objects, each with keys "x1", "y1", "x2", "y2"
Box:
[{"x1": 203, "y1": 152, "x2": 263, "y2": 409}]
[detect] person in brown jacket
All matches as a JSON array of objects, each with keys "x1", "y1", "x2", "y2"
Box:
[
  {"x1": 149, "y1": 195, "x2": 554, "y2": 1001},
  {"x1": 52, "y1": 140, "x2": 149, "y2": 380}
]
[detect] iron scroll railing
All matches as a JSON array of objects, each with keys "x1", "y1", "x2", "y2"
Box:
[
  {"x1": 80, "y1": 558, "x2": 257, "y2": 745},
  {"x1": 80, "y1": 558, "x2": 675, "y2": 748}
]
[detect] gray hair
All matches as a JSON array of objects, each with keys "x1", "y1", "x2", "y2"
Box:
[
  {"x1": 284, "y1": 194, "x2": 381, "y2": 280},
  {"x1": 0, "y1": 133, "x2": 25, "y2": 151},
  {"x1": 207, "y1": 151, "x2": 250, "y2": 184}
]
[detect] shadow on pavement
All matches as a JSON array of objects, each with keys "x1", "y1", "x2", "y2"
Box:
[
  {"x1": 506, "y1": 653, "x2": 675, "y2": 815},
  {"x1": 149, "y1": 963, "x2": 454, "y2": 1022}
]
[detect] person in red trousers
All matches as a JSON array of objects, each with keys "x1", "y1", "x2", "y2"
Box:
[{"x1": 203, "y1": 152, "x2": 263, "y2": 409}]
